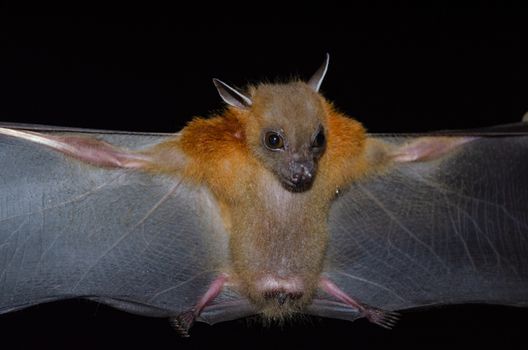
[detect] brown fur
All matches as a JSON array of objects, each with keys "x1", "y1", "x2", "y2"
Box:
[{"x1": 143, "y1": 81, "x2": 370, "y2": 319}]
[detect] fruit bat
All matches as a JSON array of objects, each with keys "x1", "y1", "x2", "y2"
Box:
[{"x1": 0, "y1": 55, "x2": 527, "y2": 336}]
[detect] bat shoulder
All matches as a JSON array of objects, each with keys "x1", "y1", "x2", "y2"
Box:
[
  {"x1": 176, "y1": 111, "x2": 255, "y2": 198},
  {"x1": 317, "y1": 111, "x2": 371, "y2": 193},
  {"x1": 179, "y1": 111, "x2": 247, "y2": 155}
]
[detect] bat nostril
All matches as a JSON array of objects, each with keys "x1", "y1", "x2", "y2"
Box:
[{"x1": 291, "y1": 172, "x2": 312, "y2": 185}]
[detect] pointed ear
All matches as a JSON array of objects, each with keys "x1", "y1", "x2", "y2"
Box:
[
  {"x1": 308, "y1": 53, "x2": 330, "y2": 92},
  {"x1": 212, "y1": 78, "x2": 252, "y2": 109},
  {"x1": 390, "y1": 136, "x2": 478, "y2": 163}
]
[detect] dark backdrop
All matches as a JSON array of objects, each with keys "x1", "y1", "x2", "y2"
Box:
[{"x1": 0, "y1": 5, "x2": 527, "y2": 349}]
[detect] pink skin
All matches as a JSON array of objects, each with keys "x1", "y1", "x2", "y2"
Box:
[
  {"x1": 193, "y1": 273, "x2": 229, "y2": 316},
  {"x1": 319, "y1": 277, "x2": 399, "y2": 329},
  {"x1": 170, "y1": 273, "x2": 228, "y2": 337},
  {"x1": 255, "y1": 275, "x2": 305, "y2": 301},
  {"x1": 172, "y1": 274, "x2": 398, "y2": 336},
  {"x1": 319, "y1": 277, "x2": 367, "y2": 312}
]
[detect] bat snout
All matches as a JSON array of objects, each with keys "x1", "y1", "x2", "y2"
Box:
[{"x1": 282, "y1": 160, "x2": 315, "y2": 192}]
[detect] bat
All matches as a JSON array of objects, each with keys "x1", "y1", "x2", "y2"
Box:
[{"x1": 0, "y1": 55, "x2": 527, "y2": 337}]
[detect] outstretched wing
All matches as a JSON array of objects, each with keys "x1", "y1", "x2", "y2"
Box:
[
  {"x1": 314, "y1": 125, "x2": 528, "y2": 321},
  {"x1": 0, "y1": 126, "x2": 229, "y2": 319}
]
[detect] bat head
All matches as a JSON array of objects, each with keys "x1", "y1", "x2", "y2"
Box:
[{"x1": 213, "y1": 54, "x2": 330, "y2": 192}]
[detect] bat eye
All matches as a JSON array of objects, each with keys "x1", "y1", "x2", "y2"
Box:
[
  {"x1": 264, "y1": 132, "x2": 285, "y2": 150},
  {"x1": 312, "y1": 128, "x2": 325, "y2": 148}
]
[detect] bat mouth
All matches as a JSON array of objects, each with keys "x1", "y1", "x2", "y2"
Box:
[{"x1": 280, "y1": 177, "x2": 314, "y2": 193}]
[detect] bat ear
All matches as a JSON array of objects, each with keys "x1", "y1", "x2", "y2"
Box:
[
  {"x1": 307, "y1": 53, "x2": 330, "y2": 92},
  {"x1": 390, "y1": 136, "x2": 477, "y2": 163},
  {"x1": 213, "y1": 78, "x2": 252, "y2": 109}
]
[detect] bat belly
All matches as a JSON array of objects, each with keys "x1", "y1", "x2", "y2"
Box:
[{"x1": 225, "y1": 177, "x2": 330, "y2": 319}]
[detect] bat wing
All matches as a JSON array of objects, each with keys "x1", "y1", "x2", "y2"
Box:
[
  {"x1": 310, "y1": 124, "x2": 528, "y2": 321},
  {"x1": 0, "y1": 125, "x2": 234, "y2": 321}
]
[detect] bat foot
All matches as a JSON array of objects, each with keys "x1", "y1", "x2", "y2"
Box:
[
  {"x1": 361, "y1": 307, "x2": 400, "y2": 329},
  {"x1": 169, "y1": 310, "x2": 196, "y2": 337},
  {"x1": 168, "y1": 274, "x2": 228, "y2": 337},
  {"x1": 319, "y1": 277, "x2": 400, "y2": 329}
]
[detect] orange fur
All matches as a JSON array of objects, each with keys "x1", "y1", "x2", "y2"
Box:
[
  {"x1": 147, "y1": 102, "x2": 369, "y2": 206},
  {"x1": 142, "y1": 86, "x2": 373, "y2": 320},
  {"x1": 178, "y1": 110, "x2": 253, "y2": 199},
  {"x1": 318, "y1": 102, "x2": 369, "y2": 196},
  {"x1": 145, "y1": 110, "x2": 261, "y2": 203},
  {"x1": 145, "y1": 88, "x2": 370, "y2": 207}
]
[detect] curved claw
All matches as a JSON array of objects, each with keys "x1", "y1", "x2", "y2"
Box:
[
  {"x1": 319, "y1": 276, "x2": 400, "y2": 329},
  {"x1": 362, "y1": 307, "x2": 400, "y2": 329},
  {"x1": 168, "y1": 274, "x2": 228, "y2": 337},
  {"x1": 169, "y1": 310, "x2": 196, "y2": 337}
]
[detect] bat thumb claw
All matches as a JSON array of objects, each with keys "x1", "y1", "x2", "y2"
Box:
[{"x1": 169, "y1": 310, "x2": 196, "y2": 337}]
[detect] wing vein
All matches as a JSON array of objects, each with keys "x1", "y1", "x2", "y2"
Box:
[
  {"x1": 69, "y1": 180, "x2": 182, "y2": 293},
  {"x1": 357, "y1": 183, "x2": 450, "y2": 271},
  {"x1": 0, "y1": 173, "x2": 124, "y2": 224},
  {"x1": 147, "y1": 270, "x2": 212, "y2": 302},
  {"x1": 443, "y1": 191, "x2": 478, "y2": 272},
  {"x1": 335, "y1": 271, "x2": 407, "y2": 302}
]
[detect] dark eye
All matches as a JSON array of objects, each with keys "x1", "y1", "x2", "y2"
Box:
[
  {"x1": 264, "y1": 132, "x2": 284, "y2": 150},
  {"x1": 313, "y1": 128, "x2": 325, "y2": 148}
]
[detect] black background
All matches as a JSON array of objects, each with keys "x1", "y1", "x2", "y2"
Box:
[{"x1": 0, "y1": 4, "x2": 527, "y2": 349}]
